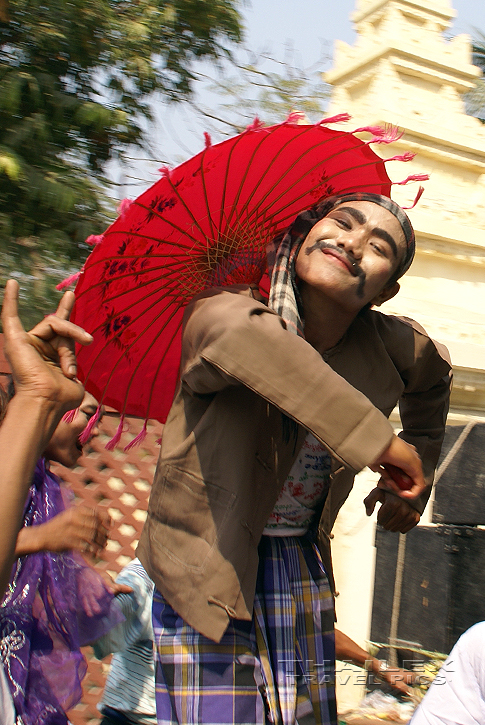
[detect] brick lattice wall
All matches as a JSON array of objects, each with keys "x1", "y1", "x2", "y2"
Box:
[{"x1": 52, "y1": 414, "x2": 162, "y2": 725}]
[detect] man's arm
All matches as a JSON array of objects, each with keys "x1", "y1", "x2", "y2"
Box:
[
  {"x1": 335, "y1": 629, "x2": 415, "y2": 694},
  {"x1": 0, "y1": 280, "x2": 92, "y2": 597},
  {"x1": 365, "y1": 316, "x2": 451, "y2": 531},
  {"x1": 182, "y1": 288, "x2": 424, "y2": 494},
  {"x1": 398, "y1": 372, "x2": 451, "y2": 513}
]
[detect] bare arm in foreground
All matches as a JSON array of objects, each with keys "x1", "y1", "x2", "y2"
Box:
[
  {"x1": 335, "y1": 629, "x2": 416, "y2": 695},
  {"x1": 0, "y1": 279, "x2": 92, "y2": 597}
]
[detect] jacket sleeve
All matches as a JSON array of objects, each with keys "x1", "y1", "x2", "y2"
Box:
[
  {"x1": 181, "y1": 287, "x2": 394, "y2": 473},
  {"x1": 391, "y1": 317, "x2": 452, "y2": 514}
]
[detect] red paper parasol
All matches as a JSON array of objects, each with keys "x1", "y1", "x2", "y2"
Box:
[{"x1": 70, "y1": 117, "x2": 423, "y2": 446}]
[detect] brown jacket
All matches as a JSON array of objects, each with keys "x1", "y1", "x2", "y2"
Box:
[{"x1": 137, "y1": 287, "x2": 451, "y2": 642}]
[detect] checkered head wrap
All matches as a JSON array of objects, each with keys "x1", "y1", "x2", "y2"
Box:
[{"x1": 266, "y1": 193, "x2": 415, "y2": 337}]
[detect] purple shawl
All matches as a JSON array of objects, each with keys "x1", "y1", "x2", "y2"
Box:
[{"x1": 0, "y1": 459, "x2": 122, "y2": 724}]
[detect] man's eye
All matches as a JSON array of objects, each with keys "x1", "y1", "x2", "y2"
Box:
[
  {"x1": 371, "y1": 242, "x2": 385, "y2": 256},
  {"x1": 336, "y1": 218, "x2": 351, "y2": 230}
]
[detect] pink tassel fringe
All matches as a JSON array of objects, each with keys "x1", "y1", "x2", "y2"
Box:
[
  {"x1": 158, "y1": 165, "x2": 171, "y2": 179},
  {"x1": 85, "y1": 234, "x2": 104, "y2": 246},
  {"x1": 384, "y1": 152, "x2": 415, "y2": 163},
  {"x1": 204, "y1": 132, "x2": 212, "y2": 149},
  {"x1": 124, "y1": 421, "x2": 148, "y2": 451},
  {"x1": 79, "y1": 406, "x2": 102, "y2": 445},
  {"x1": 105, "y1": 415, "x2": 126, "y2": 451},
  {"x1": 353, "y1": 124, "x2": 384, "y2": 136},
  {"x1": 56, "y1": 270, "x2": 81, "y2": 291},
  {"x1": 403, "y1": 185, "x2": 425, "y2": 210},
  {"x1": 394, "y1": 173, "x2": 429, "y2": 185},
  {"x1": 354, "y1": 124, "x2": 404, "y2": 145},
  {"x1": 62, "y1": 407, "x2": 79, "y2": 424},
  {"x1": 369, "y1": 127, "x2": 403, "y2": 145},
  {"x1": 117, "y1": 198, "x2": 132, "y2": 217},
  {"x1": 285, "y1": 111, "x2": 306, "y2": 125},
  {"x1": 246, "y1": 117, "x2": 265, "y2": 132},
  {"x1": 319, "y1": 113, "x2": 351, "y2": 125}
]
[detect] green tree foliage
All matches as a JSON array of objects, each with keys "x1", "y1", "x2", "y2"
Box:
[{"x1": 0, "y1": 0, "x2": 242, "y2": 325}]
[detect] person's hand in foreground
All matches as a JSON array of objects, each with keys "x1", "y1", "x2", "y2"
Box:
[
  {"x1": 364, "y1": 488, "x2": 420, "y2": 533},
  {"x1": 15, "y1": 503, "x2": 111, "y2": 558},
  {"x1": 0, "y1": 280, "x2": 92, "y2": 597},
  {"x1": 3, "y1": 279, "x2": 92, "y2": 417},
  {"x1": 364, "y1": 435, "x2": 425, "y2": 533},
  {"x1": 335, "y1": 629, "x2": 416, "y2": 696},
  {"x1": 371, "y1": 435, "x2": 425, "y2": 499}
]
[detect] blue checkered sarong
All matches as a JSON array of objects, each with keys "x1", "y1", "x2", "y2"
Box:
[{"x1": 152, "y1": 535, "x2": 337, "y2": 725}]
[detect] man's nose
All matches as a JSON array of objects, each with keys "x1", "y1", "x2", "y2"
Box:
[{"x1": 337, "y1": 229, "x2": 365, "y2": 259}]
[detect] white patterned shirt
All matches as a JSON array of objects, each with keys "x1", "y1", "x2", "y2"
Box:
[{"x1": 263, "y1": 432, "x2": 332, "y2": 536}]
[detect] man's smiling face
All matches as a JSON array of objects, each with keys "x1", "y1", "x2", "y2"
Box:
[{"x1": 295, "y1": 200, "x2": 407, "y2": 314}]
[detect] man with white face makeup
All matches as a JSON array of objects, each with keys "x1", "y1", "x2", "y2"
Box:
[{"x1": 139, "y1": 193, "x2": 451, "y2": 725}]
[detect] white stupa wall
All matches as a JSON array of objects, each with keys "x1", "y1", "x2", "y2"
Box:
[{"x1": 324, "y1": 0, "x2": 485, "y2": 710}]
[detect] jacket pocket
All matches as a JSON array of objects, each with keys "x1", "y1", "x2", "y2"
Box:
[{"x1": 150, "y1": 465, "x2": 236, "y2": 571}]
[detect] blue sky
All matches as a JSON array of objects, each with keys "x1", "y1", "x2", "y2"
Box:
[{"x1": 114, "y1": 0, "x2": 485, "y2": 197}]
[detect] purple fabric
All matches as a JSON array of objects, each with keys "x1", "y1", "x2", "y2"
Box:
[{"x1": 0, "y1": 459, "x2": 122, "y2": 725}]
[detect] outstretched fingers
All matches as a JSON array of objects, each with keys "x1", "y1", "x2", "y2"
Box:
[
  {"x1": 1, "y1": 280, "x2": 25, "y2": 339},
  {"x1": 54, "y1": 290, "x2": 75, "y2": 321}
]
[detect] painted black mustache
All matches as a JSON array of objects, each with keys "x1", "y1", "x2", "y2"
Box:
[{"x1": 305, "y1": 240, "x2": 367, "y2": 298}]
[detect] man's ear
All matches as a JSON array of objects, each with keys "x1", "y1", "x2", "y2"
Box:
[{"x1": 371, "y1": 282, "x2": 400, "y2": 307}]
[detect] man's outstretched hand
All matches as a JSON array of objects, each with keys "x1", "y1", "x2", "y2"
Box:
[
  {"x1": 364, "y1": 488, "x2": 420, "y2": 533},
  {"x1": 1, "y1": 279, "x2": 92, "y2": 415},
  {"x1": 364, "y1": 434, "x2": 425, "y2": 533}
]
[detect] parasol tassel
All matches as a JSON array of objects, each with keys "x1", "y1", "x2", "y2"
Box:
[
  {"x1": 159, "y1": 166, "x2": 172, "y2": 179},
  {"x1": 105, "y1": 415, "x2": 125, "y2": 451},
  {"x1": 318, "y1": 113, "x2": 351, "y2": 125},
  {"x1": 62, "y1": 407, "x2": 79, "y2": 424},
  {"x1": 204, "y1": 132, "x2": 212, "y2": 149},
  {"x1": 394, "y1": 173, "x2": 429, "y2": 185},
  {"x1": 246, "y1": 117, "x2": 265, "y2": 132},
  {"x1": 370, "y1": 128, "x2": 403, "y2": 145},
  {"x1": 353, "y1": 124, "x2": 384, "y2": 136},
  {"x1": 56, "y1": 270, "x2": 81, "y2": 291},
  {"x1": 79, "y1": 406, "x2": 102, "y2": 445},
  {"x1": 285, "y1": 110, "x2": 307, "y2": 125},
  {"x1": 85, "y1": 234, "x2": 104, "y2": 246},
  {"x1": 124, "y1": 421, "x2": 148, "y2": 451},
  {"x1": 383, "y1": 152, "x2": 415, "y2": 163},
  {"x1": 403, "y1": 185, "x2": 426, "y2": 210},
  {"x1": 354, "y1": 124, "x2": 404, "y2": 145},
  {"x1": 117, "y1": 198, "x2": 133, "y2": 217}
]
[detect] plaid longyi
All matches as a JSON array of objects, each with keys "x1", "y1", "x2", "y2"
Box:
[{"x1": 153, "y1": 535, "x2": 337, "y2": 725}]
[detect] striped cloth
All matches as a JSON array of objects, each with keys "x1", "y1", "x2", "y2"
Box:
[
  {"x1": 153, "y1": 535, "x2": 336, "y2": 725},
  {"x1": 93, "y1": 558, "x2": 156, "y2": 724}
]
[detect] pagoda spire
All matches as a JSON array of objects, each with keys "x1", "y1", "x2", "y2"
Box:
[{"x1": 326, "y1": 0, "x2": 480, "y2": 132}]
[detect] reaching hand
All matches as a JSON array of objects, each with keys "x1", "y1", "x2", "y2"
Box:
[
  {"x1": 364, "y1": 488, "x2": 420, "y2": 533},
  {"x1": 377, "y1": 663, "x2": 416, "y2": 694},
  {"x1": 370, "y1": 435, "x2": 425, "y2": 500},
  {"x1": 36, "y1": 504, "x2": 111, "y2": 556},
  {"x1": 94, "y1": 568, "x2": 133, "y2": 596},
  {"x1": 1, "y1": 279, "x2": 92, "y2": 414}
]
